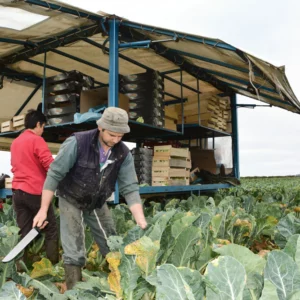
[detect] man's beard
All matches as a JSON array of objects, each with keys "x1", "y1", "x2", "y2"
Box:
[{"x1": 101, "y1": 135, "x2": 115, "y2": 148}]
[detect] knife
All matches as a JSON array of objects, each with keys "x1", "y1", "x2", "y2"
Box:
[{"x1": 2, "y1": 227, "x2": 41, "y2": 263}]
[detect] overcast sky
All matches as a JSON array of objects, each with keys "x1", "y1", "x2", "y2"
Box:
[{"x1": 1, "y1": 0, "x2": 300, "y2": 176}]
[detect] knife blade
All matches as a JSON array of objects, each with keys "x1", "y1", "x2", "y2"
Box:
[{"x1": 2, "y1": 227, "x2": 40, "y2": 263}]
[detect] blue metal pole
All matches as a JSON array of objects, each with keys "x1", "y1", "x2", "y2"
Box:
[
  {"x1": 119, "y1": 40, "x2": 151, "y2": 48},
  {"x1": 231, "y1": 94, "x2": 240, "y2": 179},
  {"x1": 197, "y1": 79, "x2": 200, "y2": 125},
  {"x1": 108, "y1": 18, "x2": 120, "y2": 204},
  {"x1": 121, "y1": 21, "x2": 236, "y2": 51},
  {"x1": 180, "y1": 69, "x2": 184, "y2": 134},
  {"x1": 42, "y1": 53, "x2": 47, "y2": 113},
  {"x1": 108, "y1": 18, "x2": 119, "y2": 107}
]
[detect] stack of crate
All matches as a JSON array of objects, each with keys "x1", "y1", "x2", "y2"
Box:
[
  {"x1": 45, "y1": 70, "x2": 94, "y2": 125},
  {"x1": 131, "y1": 148, "x2": 153, "y2": 185},
  {"x1": 120, "y1": 70, "x2": 165, "y2": 128},
  {"x1": 152, "y1": 145, "x2": 191, "y2": 186},
  {"x1": 1, "y1": 114, "x2": 26, "y2": 133},
  {"x1": 177, "y1": 94, "x2": 231, "y2": 132}
]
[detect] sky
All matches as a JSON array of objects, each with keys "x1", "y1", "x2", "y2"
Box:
[{"x1": 1, "y1": 0, "x2": 300, "y2": 176}]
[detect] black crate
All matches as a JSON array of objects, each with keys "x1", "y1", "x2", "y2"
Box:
[
  {"x1": 47, "y1": 70, "x2": 94, "y2": 88},
  {"x1": 45, "y1": 81, "x2": 87, "y2": 95},
  {"x1": 136, "y1": 168, "x2": 152, "y2": 176},
  {"x1": 139, "y1": 179, "x2": 151, "y2": 185},
  {"x1": 133, "y1": 154, "x2": 153, "y2": 162},
  {"x1": 134, "y1": 160, "x2": 152, "y2": 168},
  {"x1": 129, "y1": 97, "x2": 164, "y2": 109},
  {"x1": 120, "y1": 70, "x2": 162, "y2": 84},
  {"x1": 129, "y1": 109, "x2": 164, "y2": 121},
  {"x1": 131, "y1": 148, "x2": 153, "y2": 155},
  {"x1": 137, "y1": 173, "x2": 152, "y2": 182},
  {"x1": 45, "y1": 93, "x2": 80, "y2": 104},
  {"x1": 47, "y1": 114, "x2": 74, "y2": 125},
  {"x1": 46, "y1": 104, "x2": 79, "y2": 117},
  {"x1": 120, "y1": 82, "x2": 163, "y2": 93}
]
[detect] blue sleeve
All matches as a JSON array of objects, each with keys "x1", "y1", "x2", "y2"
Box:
[
  {"x1": 118, "y1": 152, "x2": 139, "y2": 195},
  {"x1": 43, "y1": 136, "x2": 77, "y2": 191}
]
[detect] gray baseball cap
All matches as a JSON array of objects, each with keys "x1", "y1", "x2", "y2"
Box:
[{"x1": 96, "y1": 107, "x2": 130, "y2": 133}]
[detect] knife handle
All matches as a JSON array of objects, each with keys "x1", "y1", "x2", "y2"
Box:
[
  {"x1": 35, "y1": 219, "x2": 48, "y2": 232},
  {"x1": 34, "y1": 226, "x2": 41, "y2": 233}
]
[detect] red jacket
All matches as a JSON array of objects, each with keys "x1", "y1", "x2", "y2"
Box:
[{"x1": 11, "y1": 130, "x2": 54, "y2": 195}]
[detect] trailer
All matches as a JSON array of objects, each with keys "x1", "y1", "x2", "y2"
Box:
[{"x1": 0, "y1": 0, "x2": 300, "y2": 201}]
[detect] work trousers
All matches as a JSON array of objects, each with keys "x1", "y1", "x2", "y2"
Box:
[
  {"x1": 59, "y1": 196, "x2": 116, "y2": 267},
  {"x1": 12, "y1": 189, "x2": 58, "y2": 241}
]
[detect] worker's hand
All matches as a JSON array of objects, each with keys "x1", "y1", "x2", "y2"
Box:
[
  {"x1": 129, "y1": 203, "x2": 148, "y2": 230},
  {"x1": 33, "y1": 210, "x2": 49, "y2": 229},
  {"x1": 137, "y1": 220, "x2": 148, "y2": 230}
]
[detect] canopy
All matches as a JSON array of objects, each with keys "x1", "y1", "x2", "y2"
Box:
[{"x1": 0, "y1": 0, "x2": 299, "y2": 123}]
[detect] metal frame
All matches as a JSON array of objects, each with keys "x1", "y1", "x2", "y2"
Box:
[
  {"x1": 108, "y1": 18, "x2": 120, "y2": 204},
  {"x1": 0, "y1": 189, "x2": 12, "y2": 198},
  {"x1": 0, "y1": 24, "x2": 103, "y2": 65},
  {"x1": 0, "y1": 2, "x2": 244, "y2": 201},
  {"x1": 82, "y1": 38, "x2": 201, "y2": 95},
  {"x1": 25, "y1": 58, "x2": 106, "y2": 86},
  {"x1": 121, "y1": 21, "x2": 236, "y2": 51},
  {"x1": 231, "y1": 94, "x2": 240, "y2": 179},
  {"x1": 139, "y1": 183, "x2": 231, "y2": 194}
]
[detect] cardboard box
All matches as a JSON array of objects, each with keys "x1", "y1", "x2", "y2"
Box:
[
  {"x1": 165, "y1": 105, "x2": 178, "y2": 120},
  {"x1": 226, "y1": 122, "x2": 232, "y2": 133},
  {"x1": 190, "y1": 148, "x2": 217, "y2": 174},
  {"x1": 80, "y1": 87, "x2": 129, "y2": 113},
  {"x1": 164, "y1": 118, "x2": 177, "y2": 131},
  {"x1": 1, "y1": 121, "x2": 14, "y2": 133}
]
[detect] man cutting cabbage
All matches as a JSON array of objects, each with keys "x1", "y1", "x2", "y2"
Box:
[{"x1": 33, "y1": 107, "x2": 147, "y2": 289}]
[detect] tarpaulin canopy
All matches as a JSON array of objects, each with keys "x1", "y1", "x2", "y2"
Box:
[{"x1": 0, "y1": 0, "x2": 299, "y2": 123}]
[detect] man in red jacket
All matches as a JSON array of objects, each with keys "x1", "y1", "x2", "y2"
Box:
[{"x1": 11, "y1": 109, "x2": 58, "y2": 266}]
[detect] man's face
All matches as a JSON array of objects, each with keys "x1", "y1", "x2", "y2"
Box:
[{"x1": 99, "y1": 128, "x2": 124, "y2": 147}]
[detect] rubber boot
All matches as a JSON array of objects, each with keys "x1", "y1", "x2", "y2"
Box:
[
  {"x1": 64, "y1": 264, "x2": 82, "y2": 290},
  {"x1": 45, "y1": 239, "x2": 59, "y2": 265}
]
